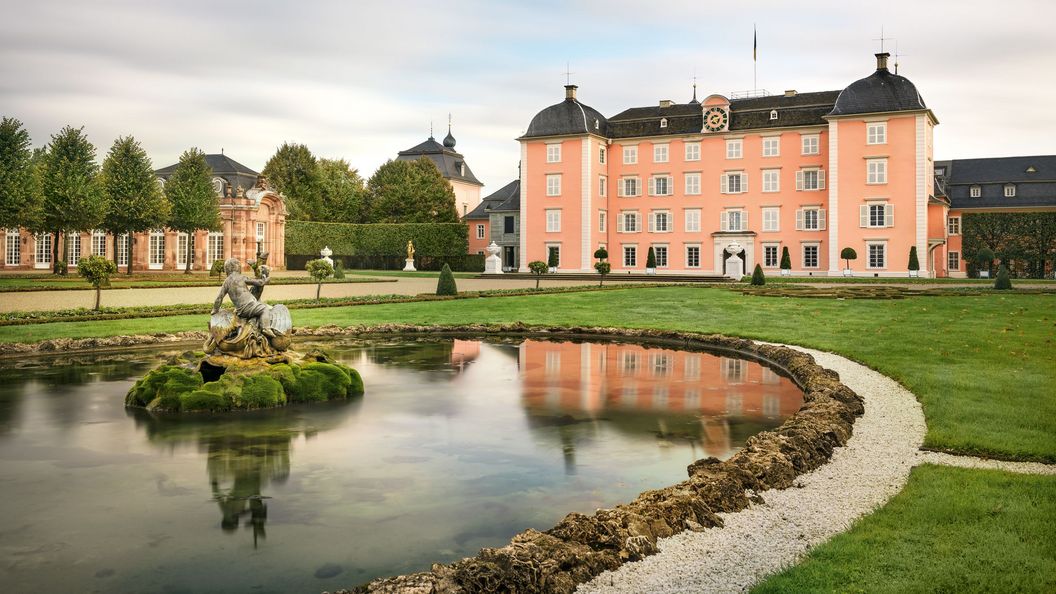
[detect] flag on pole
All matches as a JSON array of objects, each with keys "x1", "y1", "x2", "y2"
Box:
[{"x1": 754, "y1": 26, "x2": 757, "y2": 62}]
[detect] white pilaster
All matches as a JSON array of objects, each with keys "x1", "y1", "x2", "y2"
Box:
[
  {"x1": 915, "y1": 115, "x2": 928, "y2": 276},
  {"x1": 827, "y1": 121, "x2": 840, "y2": 274},
  {"x1": 581, "y1": 137, "x2": 592, "y2": 271},
  {"x1": 519, "y1": 141, "x2": 529, "y2": 272}
]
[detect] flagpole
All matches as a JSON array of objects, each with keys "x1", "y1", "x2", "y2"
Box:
[{"x1": 753, "y1": 24, "x2": 757, "y2": 91}]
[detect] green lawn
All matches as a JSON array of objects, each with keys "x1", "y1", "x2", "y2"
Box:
[
  {"x1": 0, "y1": 273, "x2": 390, "y2": 291},
  {"x1": 753, "y1": 464, "x2": 1056, "y2": 593},
  {"x1": 1, "y1": 286, "x2": 1053, "y2": 461}
]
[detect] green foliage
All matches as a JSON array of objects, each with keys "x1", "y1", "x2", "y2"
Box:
[
  {"x1": 317, "y1": 158, "x2": 366, "y2": 223},
  {"x1": 210, "y1": 259, "x2": 225, "y2": 277},
  {"x1": 994, "y1": 265, "x2": 1012, "y2": 290},
  {"x1": 238, "y1": 375, "x2": 286, "y2": 408},
  {"x1": 751, "y1": 263, "x2": 766, "y2": 286},
  {"x1": 305, "y1": 258, "x2": 334, "y2": 281},
  {"x1": 165, "y1": 148, "x2": 221, "y2": 257},
  {"x1": 293, "y1": 362, "x2": 354, "y2": 402},
  {"x1": 436, "y1": 263, "x2": 458, "y2": 295},
  {"x1": 908, "y1": 245, "x2": 920, "y2": 271},
  {"x1": 962, "y1": 212, "x2": 1056, "y2": 278},
  {"x1": 284, "y1": 220, "x2": 468, "y2": 257},
  {"x1": 76, "y1": 255, "x2": 117, "y2": 288},
  {"x1": 100, "y1": 136, "x2": 168, "y2": 263},
  {"x1": 594, "y1": 261, "x2": 611, "y2": 286},
  {"x1": 840, "y1": 247, "x2": 857, "y2": 267},
  {"x1": 333, "y1": 260, "x2": 345, "y2": 279},
  {"x1": 547, "y1": 248, "x2": 559, "y2": 269},
  {"x1": 646, "y1": 246, "x2": 657, "y2": 269},
  {"x1": 975, "y1": 247, "x2": 995, "y2": 262},
  {"x1": 125, "y1": 365, "x2": 203, "y2": 408},
  {"x1": 41, "y1": 126, "x2": 105, "y2": 270},
  {"x1": 54, "y1": 260, "x2": 68, "y2": 276},
  {"x1": 263, "y1": 142, "x2": 321, "y2": 221},
  {"x1": 528, "y1": 260, "x2": 548, "y2": 288},
  {"x1": 0, "y1": 117, "x2": 42, "y2": 230},
  {"x1": 362, "y1": 158, "x2": 458, "y2": 223},
  {"x1": 593, "y1": 247, "x2": 608, "y2": 260},
  {"x1": 780, "y1": 246, "x2": 792, "y2": 270}
]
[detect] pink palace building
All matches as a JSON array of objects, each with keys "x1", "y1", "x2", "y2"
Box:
[{"x1": 517, "y1": 52, "x2": 950, "y2": 277}]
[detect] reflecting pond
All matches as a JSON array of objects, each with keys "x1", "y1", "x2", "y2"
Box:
[{"x1": 0, "y1": 336, "x2": 802, "y2": 593}]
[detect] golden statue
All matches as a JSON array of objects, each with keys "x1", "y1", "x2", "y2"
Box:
[{"x1": 406, "y1": 240, "x2": 415, "y2": 260}]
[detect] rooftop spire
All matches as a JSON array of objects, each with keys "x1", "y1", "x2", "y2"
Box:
[
  {"x1": 443, "y1": 113, "x2": 457, "y2": 149},
  {"x1": 429, "y1": 121, "x2": 434, "y2": 140}
]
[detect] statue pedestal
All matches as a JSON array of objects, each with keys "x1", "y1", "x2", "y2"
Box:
[
  {"x1": 484, "y1": 242, "x2": 503, "y2": 274},
  {"x1": 403, "y1": 258, "x2": 416, "y2": 272}
]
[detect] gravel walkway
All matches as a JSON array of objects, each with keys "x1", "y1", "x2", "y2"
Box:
[
  {"x1": 578, "y1": 345, "x2": 928, "y2": 594},
  {"x1": 918, "y1": 450, "x2": 1056, "y2": 476}
]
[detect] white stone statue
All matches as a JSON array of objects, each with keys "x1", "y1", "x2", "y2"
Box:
[
  {"x1": 320, "y1": 246, "x2": 334, "y2": 268},
  {"x1": 484, "y1": 242, "x2": 503, "y2": 274}
]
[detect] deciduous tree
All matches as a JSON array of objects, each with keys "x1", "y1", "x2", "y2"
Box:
[
  {"x1": 165, "y1": 148, "x2": 220, "y2": 273},
  {"x1": 363, "y1": 158, "x2": 458, "y2": 224},
  {"x1": 0, "y1": 117, "x2": 42, "y2": 231},
  {"x1": 263, "y1": 143, "x2": 321, "y2": 221},
  {"x1": 317, "y1": 158, "x2": 366, "y2": 223},
  {"x1": 41, "y1": 126, "x2": 105, "y2": 273},
  {"x1": 101, "y1": 136, "x2": 169, "y2": 274}
]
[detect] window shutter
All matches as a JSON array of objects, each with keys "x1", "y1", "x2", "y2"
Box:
[
  {"x1": 860, "y1": 205, "x2": 868, "y2": 228},
  {"x1": 795, "y1": 209, "x2": 804, "y2": 231},
  {"x1": 617, "y1": 214, "x2": 625, "y2": 233},
  {"x1": 664, "y1": 175, "x2": 672, "y2": 195},
  {"x1": 885, "y1": 204, "x2": 894, "y2": 227},
  {"x1": 818, "y1": 169, "x2": 826, "y2": 190},
  {"x1": 720, "y1": 174, "x2": 728, "y2": 194},
  {"x1": 818, "y1": 209, "x2": 827, "y2": 230},
  {"x1": 741, "y1": 174, "x2": 747, "y2": 193},
  {"x1": 742, "y1": 210, "x2": 748, "y2": 230},
  {"x1": 648, "y1": 212, "x2": 656, "y2": 232},
  {"x1": 720, "y1": 211, "x2": 729, "y2": 232},
  {"x1": 796, "y1": 171, "x2": 804, "y2": 191},
  {"x1": 648, "y1": 176, "x2": 656, "y2": 196},
  {"x1": 617, "y1": 180, "x2": 625, "y2": 197}
]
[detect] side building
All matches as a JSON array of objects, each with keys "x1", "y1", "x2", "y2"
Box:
[
  {"x1": 465, "y1": 179, "x2": 520, "y2": 270},
  {"x1": 517, "y1": 53, "x2": 943, "y2": 277}
]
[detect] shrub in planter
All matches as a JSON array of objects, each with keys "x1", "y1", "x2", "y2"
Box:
[
  {"x1": 780, "y1": 246, "x2": 791, "y2": 276},
  {"x1": 547, "y1": 249, "x2": 559, "y2": 273},
  {"x1": 976, "y1": 247, "x2": 995, "y2": 278},
  {"x1": 594, "y1": 261, "x2": 611, "y2": 286},
  {"x1": 994, "y1": 265, "x2": 1012, "y2": 290},
  {"x1": 840, "y1": 247, "x2": 857, "y2": 276},
  {"x1": 436, "y1": 263, "x2": 457, "y2": 296},
  {"x1": 305, "y1": 258, "x2": 334, "y2": 300},
  {"x1": 528, "y1": 260, "x2": 548, "y2": 289},
  {"x1": 76, "y1": 255, "x2": 118, "y2": 310},
  {"x1": 908, "y1": 246, "x2": 920, "y2": 277},
  {"x1": 750, "y1": 263, "x2": 765, "y2": 286},
  {"x1": 646, "y1": 246, "x2": 656, "y2": 273},
  {"x1": 593, "y1": 247, "x2": 608, "y2": 261}
]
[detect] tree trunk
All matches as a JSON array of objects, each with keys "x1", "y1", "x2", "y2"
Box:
[
  {"x1": 52, "y1": 231, "x2": 62, "y2": 274},
  {"x1": 599, "y1": 276, "x2": 603, "y2": 287},
  {"x1": 112, "y1": 234, "x2": 119, "y2": 264},
  {"x1": 316, "y1": 282, "x2": 322, "y2": 300},
  {"x1": 185, "y1": 232, "x2": 193, "y2": 274},
  {"x1": 95, "y1": 286, "x2": 101, "y2": 311},
  {"x1": 535, "y1": 276, "x2": 540, "y2": 289}
]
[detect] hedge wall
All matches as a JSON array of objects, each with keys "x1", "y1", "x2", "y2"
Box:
[
  {"x1": 962, "y1": 212, "x2": 1056, "y2": 278},
  {"x1": 285, "y1": 221, "x2": 469, "y2": 257},
  {"x1": 286, "y1": 254, "x2": 484, "y2": 272}
]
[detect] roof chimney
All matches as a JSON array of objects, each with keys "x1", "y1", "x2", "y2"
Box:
[
  {"x1": 565, "y1": 84, "x2": 578, "y2": 100},
  {"x1": 659, "y1": 99, "x2": 674, "y2": 108},
  {"x1": 784, "y1": 89, "x2": 797, "y2": 97},
  {"x1": 875, "y1": 52, "x2": 890, "y2": 72}
]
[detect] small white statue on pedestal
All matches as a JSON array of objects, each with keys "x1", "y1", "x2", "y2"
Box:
[
  {"x1": 320, "y1": 246, "x2": 334, "y2": 268},
  {"x1": 725, "y1": 242, "x2": 744, "y2": 280},
  {"x1": 484, "y1": 242, "x2": 503, "y2": 274}
]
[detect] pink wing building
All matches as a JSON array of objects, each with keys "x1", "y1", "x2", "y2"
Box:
[{"x1": 517, "y1": 53, "x2": 946, "y2": 277}]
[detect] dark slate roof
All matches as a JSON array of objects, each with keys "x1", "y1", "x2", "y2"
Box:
[
  {"x1": 604, "y1": 91, "x2": 840, "y2": 139},
  {"x1": 464, "y1": 179, "x2": 519, "y2": 220},
  {"x1": 829, "y1": 58, "x2": 926, "y2": 117},
  {"x1": 941, "y1": 155, "x2": 1056, "y2": 209},
  {"x1": 155, "y1": 153, "x2": 258, "y2": 177},
  {"x1": 396, "y1": 137, "x2": 483, "y2": 186},
  {"x1": 522, "y1": 89, "x2": 608, "y2": 138}
]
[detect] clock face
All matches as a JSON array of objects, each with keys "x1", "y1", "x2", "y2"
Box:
[{"x1": 704, "y1": 106, "x2": 728, "y2": 132}]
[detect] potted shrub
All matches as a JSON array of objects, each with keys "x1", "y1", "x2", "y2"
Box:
[
  {"x1": 645, "y1": 246, "x2": 657, "y2": 275},
  {"x1": 779, "y1": 246, "x2": 792, "y2": 276},
  {"x1": 750, "y1": 263, "x2": 765, "y2": 286},
  {"x1": 908, "y1": 246, "x2": 920, "y2": 278},
  {"x1": 840, "y1": 247, "x2": 857, "y2": 277},
  {"x1": 547, "y1": 249, "x2": 559, "y2": 273},
  {"x1": 77, "y1": 254, "x2": 117, "y2": 310},
  {"x1": 528, "y1": 260, "x2": 548, "y2": 289},
  {"x1": 994, "y1": 265, "x2": 1012, "y2": 290},
  {"x1": 436, "y1": 263, "x2": 457, "y2": 295},
  {"x1": 976, "y1": 247, "x2": 994, "y2": 278},
  {"x1": 594, "y1": 260, "x2": 611, "y2": 286}
]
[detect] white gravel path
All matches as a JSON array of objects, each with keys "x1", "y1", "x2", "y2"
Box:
[
  {"x1": 578, "y1": 344, "x2": 929, "y2": 594},
  {"x1": 918, "y1": 450, "x2": 1056, "y2": 476}
]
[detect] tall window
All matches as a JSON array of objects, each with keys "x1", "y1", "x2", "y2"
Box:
[
  {"x1": 619, "y1": 177, "x2": 640, "y2": 197},
  {"x1": 5, "y1": 229, "x2": 20, "y2": 266},
  {"x1": 149, "y1": 230, "x2": 165, "y2": 269},
  {"x1": 725, "y1": 139, "x2": 742, "y2": 159},
  {"x1": 91, "y1": 230, "x2": 106, "y2": 256},
  {"x1": 801, "y1": 134, "x2": 820, "y2": 155},
  {"x1": 476, "y1": 224, "x2": 485, "y2": 240},
  {"x1": 545, "y1": 209, "x2": 561, "y2": 232},
  {"x1": 762, "y1": 137, "x2": 780, "y2": 157},
  {"x1": 177, "y1": 232, "x2": 195, "y2": 268},
  {"x1": 796, "y1": 169, "x2": 825, "y2": 191},
  {"x1": 650, "y1": 175, "x2": 671, "y2": 196},
  {"x1": 722, "y1": 209, "x2": 746, "y2": 232},
  {"x1": 619, "y1": 211, "x2": 639, "y2": 233},
  {"x1": 653, "y1": 245, "x2": 668, "y2": 267},
  {"x1": 684, "y1": 209, "x2": 701, "y2": 233},
  {"x1": 762, "y1": 169, "x2": 780, "y2": 193},
  {"x1": 862, "y1": 203, "x2": 894, "y2": 228},
  {"x1": 948, "y1": 251, "x2": 960, "y2": 271},
  {"x1": 599, "y1": 146, "x2": 606, "y2": 164},
  {"x1": 67, "y1": 233, "x2": 81, "y2": 266},
  {"x1": 207, "y1": 232, "x2": 224, "y2": 265},
  {"x1": 598, "y1": 211, "x2": 606, "y2": 232},
  {"x1": 255, "y1": 222, "x2": 267, "y2": 256},
  {"x1": 117, "y1": 234, "x2": 129, "y2": 267},
  {"x1": 868, "y1": 243, "x2": 886, "y2": 269},
  {"x1": 35, "y1": 233, "x2": 52, "y2": 268},
  {"x1": 650, "y1": 211, "x2": 670, "y2": 232},
  {"x1": 803, "y1": 244, "x2": 819, "y2": 268},
  {"x1": 686, "y1": 245, "x2": 700, "y2": 268},
  {"x1": 623, "y1": 145, "x2": 637, "y2": 164},
  {"x1": 721, "y1": 172, "x2": 746, "y2": 194},
  {"x1": 623, "y1": 246, "x2": 637, "y2": 267},
  {"x1": 867, "y1": 159, "x2": 887, "y2": 184},
  {"x1": 598, "y1": 175, "x2": 607, "y2": 197},
  {"x1": 546, "y1": 144, "x2": 561, "y2": 163},
  {"x1": 653, "y1": 144, "x2": 669, "y2": 163},
  {"x1": 546, "y1": 174, "x2": 561, "y2": 196},
  {"x1": 947, "y1": 216, "x2": 960, "y2": 235},
  {"x1": 684, "y1": 173, "x2": 701, "y2": 195},
  {"x1": 867, "y1": 122, "x2": 887, "y2": 144},
  {"x1": 504, "y1": 216, "x2": 515, "y2": 234},
  {"x1": 763, "y1": 245, "x2": 779, "y2": 267},
  {"x1": 547, "y1": 245, "x2": 560, "y2": 268},
  {"x1": 762, "y1": 207, "x2": 780, "y2": 232},
  {"x1": 684, "y1": 142, "x2": 700, "y2": 161},
  {"x1": 796, "y1": 208, "x2": 826, "y2": 231}
]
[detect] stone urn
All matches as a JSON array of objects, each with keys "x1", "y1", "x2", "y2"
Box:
[
  {"x1": 320, "y1": 246, "x2": 334, "y2": 268},
  {"x1": 484, "y1": 242, "x2": 503, "y2": 274},
  {"x1": 725, "y1": 242, "x2": 744, "y2": 280}
]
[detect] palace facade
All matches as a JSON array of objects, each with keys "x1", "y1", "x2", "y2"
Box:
[{"x1": 518, "y1": 52, "x2": 948, "y2": 276}]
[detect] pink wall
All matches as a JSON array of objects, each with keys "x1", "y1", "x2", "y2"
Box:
[{"x1": 467, "y1": 220, "x2": 490, "y2": 255}]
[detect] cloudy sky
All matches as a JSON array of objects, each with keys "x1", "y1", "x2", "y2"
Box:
[{"x1": 2, "y1": 0, "x2": 1054, "y2": 192}]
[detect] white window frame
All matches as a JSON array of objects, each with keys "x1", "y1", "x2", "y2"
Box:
[
  {"x1": 801, "y1": 134, "x2": 820, "y2": 155},
  {"x1": 947, "y1": 216, "x2": 960, "y2": 236},
  {"x1": 867, "y1": 241, "x2": 887, "y2": 269},
  {"x1": 207, "y1": 231, "x2": 224, "y2": 265},
  {"x1": 649, "y1": 175, "x2": 672, "y2": 196},
  {"x1": 684, "y1": 142, "x2": 701, "y2": 161},
  {"x1": 721, "y1": 209, "x2": 747, "y2": 232},
  {"x1": 599, "y1": 175, "x2": 607, "y2": 197},
  {"x1": 684, "y1": 208, "x2": 701, "y2": 233},
  {"x1": 684, "y1": 172, "x2": 701, "y2": 195},
  {"x1": 6, "y1": 229, "x2": 20, "y2": 266},
  {"x1": 685, "y1": 244, "x2": 701, "y2": 268},
  {"x1": 148, "y1": 229, "x2": 165, "y2": 270},
  {"x1": 116, "y1": 233, "x2": 129, "y2": 267},
  {"x1": 652, "y1": 244, "x2": 668, "y2": 268},
  {"x1": 546, "y1": 174, "x2": 562, "y2": 196},
  {"x1": 211, "y1": 177, "x2": 225, "y2": 196},
  {"x1": 176, "y1": 232, "x2": 193, "y2": 268},
  {"x1": 545, "y1": 209, "x2": 561, "y2": 233},
  {"x1": 802, "y1": 243, "x2": 820, "y2": 269},
  {"x1": 721, "y1": 171, "x2": 746, "y2": 194},
  {"x1": 476, "y1": 224, "x2": 485, "y2": 240},
  {"x1": 67, "y1": 232, "x2": 81, "y2": 267},
  {"x1": 1004, "y1": 184, "x2": 1016, "y2": 197},
  {"x1": 867, "y1": 122, "x2": 887, "y2": 145},
  {"x1": 762, "y1": 207, "x2": 780, "y2": 232},
  {"x1": 763, "y1": 244, "x2": 780, "y2": 268},
  {"x1": 970, "y1": 185, "x2": 981, "y2": 198},
  {"x1": 796, "y1": 207, "x2": 827, "y2": 231},
  {"x1": 762, "y1": 136, "x2": 780, "y2": 157},
  {"x1": 653, "y1": 144, "x2": 669, "y2": 163},
  {"x1": 623, "y1": 145, "x2": 638, "y2": 165},
  {"x1": 91, "y1": 230, "x2": 107, "y2": 257},
  {"x1": 762, "y1": 169, "x2": 780, "y2": 193},
  {"x1": 649, "y1": 210, "x2": 671, "y2": 233},
  {"x1": 867, "y1": 158, "x2": 888, "y2": 184},
  {"x1": 546, "y1": 143, "x2": 562, "y2": 163},
  {"x1": 948, "y1": 250, "x2": 960, "y2": 271},
  {"x1": 599, "y1": 146, "x2": 606, "y2": 164},
  {"x1": 796, "y1": 168, "x2": 826, "y2": 191},
  {"x1": 618, "y1": 211, "x2": 640, "y2": 233},
  {"x1": 619, "y1": 176, "x2": 640, "y2": 197},
  {"x1": 861, "y1": 202, "x2": 894, "y2": 228},
  {"x1": 34, "y1": 233, "x2": 52, "y2": 269},
  {"x1": 599, "y1": 211, "x2": 606, "y2": 233},
  {"x1": 725, "y1": 138, "x2": 742, "y2": 159},
  {"x1": 623, "y1": 245, "x2": 638, "y2": 267}
]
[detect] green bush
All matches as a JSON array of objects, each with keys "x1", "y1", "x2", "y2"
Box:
[
  {"x1": 210, "y1": 259, "x2": 225, "y2": 278},
  {"x1": 995, "y1": 265, "x2": 1012, "y2": 290},
  {"x1": 333, "y1": 260, "x2": 345, "y2": 279},
  {"x1": 528, "y1": 260, "x2": 548, "y2": 288},
  {"x1": 751, "y1": 263, "x2": 766, "y2": 286},
  {"x1": 436, "y1": 263, "x2": 458, "y2": 296},
  {"x1": 594, "y1": 261, "x2": 611, "y2": 286},
  {"x1": 285, "y1": 220, "x2": 468, "y2": 257},
  {"x1": 55, "y1": 260, "x2": 68, "y2": 276},
  {"x1": 593, "y1": 247, "x2": 608, "y2": 260},
  {"x1": 646, "y1": 247, "x2": 657, "y2": 269},
  {"x1": 908, "y1": 246, "x2": 920, "y2": 272},
  {"x1": 840, "y1": 247, "x2": 857, "y2": 269},
  {"x1": 780, "y1": 246, "x2": 792, "y2": 270}
]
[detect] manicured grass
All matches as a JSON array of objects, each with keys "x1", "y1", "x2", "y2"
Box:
[
  {"x1": 753, "y1": 464, "x2": 1056, "y2": 593},
  {"x1": 756, "y1": 275, "x2": 1056, "y2": 284},
  {"x1": 1, "y1": 287, "x2": 1053, "y2": 461}
]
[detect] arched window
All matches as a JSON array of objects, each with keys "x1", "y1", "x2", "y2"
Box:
[
  {"x1": 212, "y1": 177, "x2": 225, "y2": 196},
  {"x1": 769, "y1": 110, "x2": 778, "y2": 120}
]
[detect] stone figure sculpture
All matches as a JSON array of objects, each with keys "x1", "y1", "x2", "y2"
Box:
[
  {"x1": 207, "y1": 258, "x2": 292, "y2": 358},
  {"x1": 406, "y1": 240, "x2": 415, "y2": 260}
]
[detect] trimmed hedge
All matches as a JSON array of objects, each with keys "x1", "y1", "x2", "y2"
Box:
[
  {"x1": 285, "y1": 220, "x2": 468, "y2": 258},
  {"x1": 286, "y1": 253, "x2": 484, "y2": 272}
]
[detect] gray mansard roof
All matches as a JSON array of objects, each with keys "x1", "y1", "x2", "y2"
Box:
[
  {"x1": 829, "y1": 54, "x2": 927, "y2": 117},
  {"x1": 937, "y1": 155, "x2": 1056, "y2": 209},
  {"x1": 522, "y1": 86, "x2": 608, "y2": 139},
  {"x1": 155, "y1": 153, "x2": 259, "y2": 192},
  {"x1": 464, "y1": 179, "x2": 519, "y2": 220},
  {"x1": 396, "y1": 136, "x2": 483, "y2": 186}
]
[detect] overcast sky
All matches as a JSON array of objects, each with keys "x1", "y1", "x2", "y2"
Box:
[{"x1": 2, "y1": 0, "x2": 1054, "y2": 193}]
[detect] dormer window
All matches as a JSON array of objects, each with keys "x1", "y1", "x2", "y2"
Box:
[
  {"x1": 1004, "y1": 184, "x2": 1016, "y2": 197},
  {"x1": 1026, "y1": 166, "x2": 1037, "y2": 173},
  {"x1": 660, "y1": 118, "x2": 668, "y2": 128},
  {"x1": 935, "y1": 167, "x2": 945, "y2": 176},
  {"x1": 459, "y1": 163, "x2": 465, "y2": 176},
  {"x1": 594, "y1": 119, "x2": 600, "y2": 130},
  {"x1": 769, "y1": 110, "x2": 778, "y2": 120},
  {"x1": 970, "y1": 185, "x2": 981, "y2": 197},
  {"x1": 211, "y1": 177, "x2": 224, "y2": 195}
]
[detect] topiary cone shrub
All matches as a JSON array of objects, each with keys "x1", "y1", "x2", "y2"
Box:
[
  {"x1": 646, "y1": 246, "x2": 657, "y2": 272},
  {"x1": 994, "y1": 265, "x2": 1012, "y2": 290},
  {"x1": 528, "y1": 260, "x2": 548, "y2": 289},
  {"x1": 436, "y1": 263, "x2": 458, "y2": 295},
  {"x1": 780, "y1": 246, "x2": 792, "y2": 275},
  {"x1": 908, "y1": 246, "x2": 920, "y2": 276},
  {"x1": 976, "y1": 247, "x2": 995, "y2": 278},
  {"x1": 750, "y1": 263, "x2": 765, "y2": 286},
  {"x1": 547, "y1": 249, "x2": 559, "y2": 272}
]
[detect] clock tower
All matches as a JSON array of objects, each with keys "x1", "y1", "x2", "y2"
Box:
[{"x1": 700, "y1": 94, "x2": 731, "y2": 133}]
